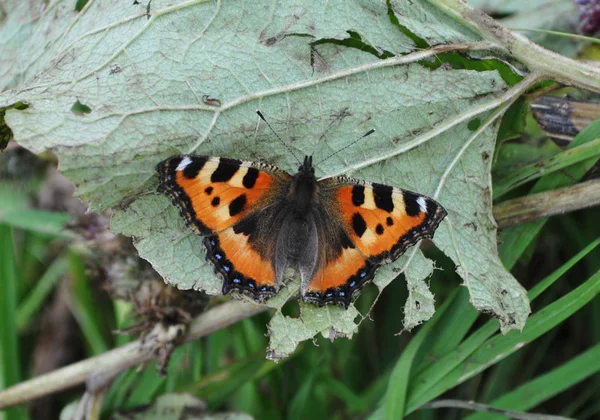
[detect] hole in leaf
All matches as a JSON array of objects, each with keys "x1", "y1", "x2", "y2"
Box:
[
  {"x1": 468, "y1": 119, "x2": 481, "y2": 131},
  {"x1": 487, "y1": 11, "x2": 515, "y2": 20},
  {"x1": 71, "y1": 100, "x2": 92, "y2": 116},
  {"x1": 12, "y1": 102, "x2": 29, "y2": 111},
  {"x1": 386, "y1": 0, "x2": 429, "y2": 49},
  {"x1": 420, "y1": 52, "x2": 522, "y2": 85},
  {"x1": 387, "y1": 1, "x2": 520, "y2": 85},
  {"x1": 74, "y1": 0, "x2": 89, "y2": 12},
  {"x1": 310, "y1": 30, "x2": 394, "y2": 71},
  {"x1": 1, "y1": 102, "x2": 30, "y2": 152}
]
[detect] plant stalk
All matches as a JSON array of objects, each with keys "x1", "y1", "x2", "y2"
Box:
[
  {"x1": 0, "y1": 300, "x2": 267, "y2": 410},
  {"x1": 426, "y1": 0, "x2": 600, "y2": 92},
  {"x1": 494, "y1": 178, "x2": 600, "y2": 228}
]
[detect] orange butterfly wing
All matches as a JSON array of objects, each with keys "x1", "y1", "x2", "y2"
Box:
[
  {"x1": 303, "y1": 177, "x2": 447, "y2": 307},
  {"x1": 157, "y1": 156, "x2": 292, "y2": 298}
]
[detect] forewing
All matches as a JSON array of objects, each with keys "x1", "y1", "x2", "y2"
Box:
[
  {"x1": 332, "y1": 178, "x2": 447, "y2": 261},
  {"x1": 157, "y1": 155, "x2": 292, "y2": 299},
  {"x1": 157, "y1": 155, "x2": 291, "y2": 234}
]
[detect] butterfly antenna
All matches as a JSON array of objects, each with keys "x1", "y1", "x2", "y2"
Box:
[
  {"x1": 318, "y1": 109, "x2": 348, "y2": 142},
  {"x1": 256, "y1": 110, "x2": 302, "y2": 165},
  {"x1": 316, "y1": 129, "x2": 375, "y2": 166}
]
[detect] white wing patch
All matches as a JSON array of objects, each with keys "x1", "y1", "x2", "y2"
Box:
[
  {"x1": 176, "y1": 156, "x2": 192, "y2": 171},
  {"x1": 417, "y1": 197, "x2": 428, "y2": 213}
]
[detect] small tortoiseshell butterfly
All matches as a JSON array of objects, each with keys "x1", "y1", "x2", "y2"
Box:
[{"x1": 157, "y1": 150, "x2": 447, "y2": 308}]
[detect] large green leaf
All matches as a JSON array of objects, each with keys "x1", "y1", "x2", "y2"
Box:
[{"x1": 1, "y1": 0, "x2": 530, "y2": 359}]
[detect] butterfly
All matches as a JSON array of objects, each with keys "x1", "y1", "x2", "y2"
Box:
[{"x1": 157, "y1": 152, "x2": 447, "y2": 308}]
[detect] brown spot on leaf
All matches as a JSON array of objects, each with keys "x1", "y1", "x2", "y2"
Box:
[{"x1": 202, "y1": 95, "x2": 221, "y2": 107}]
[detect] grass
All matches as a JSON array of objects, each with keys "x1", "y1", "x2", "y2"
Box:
[{"x1": 0, "y1": 225, "x2": 27, "y2": 420}]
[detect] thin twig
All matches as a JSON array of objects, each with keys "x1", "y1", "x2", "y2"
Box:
[
  {"x1": 419, "y1": 399, "x2": 574, "y2": 420},
  {"x1": 0, "y1": 300, "x2": 267, "y2": 410},
  {"x1": 494, "y1": 179, "x2": 600, "y2": 228}
]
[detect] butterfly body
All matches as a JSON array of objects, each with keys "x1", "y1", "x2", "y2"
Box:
[{"x1": 157, "y1": 154, "x2": 446, "y2": 307}]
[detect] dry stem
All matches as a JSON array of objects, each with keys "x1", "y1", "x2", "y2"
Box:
[{"x1": 0, "y1": 300, "x2": 266, "y2": 410}]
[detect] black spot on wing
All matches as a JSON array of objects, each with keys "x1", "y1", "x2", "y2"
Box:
[
  {"x1": 352, "y1": 213, "x2": 367, "y2": 237},
  {"x1": 205, "y1": 186, "x2": 213, "y2": 195},
  {"x1": 402, "y1": 191, "x2": 421, "y2": 217},
  {"x1": 373, "y1": 183, "x2": 394, "y2": 212},
  {"x1": 211, "y1": 158, "x2": 241, "y2": 182},
  {"x1": 211, "y1": 197, "x2": 220, "y2": 207},
  {"x1": 229, "y1": 194, "x2": 247, "y2": 216},
  {"x1": 376, "y1": 224, "x2": 384, "y2": 235},
  {"x1": 183, "y1": 157, "x2": 207, "y2": 179},
  {"x1": 243, "y1": 167, "x2": 259, "y2": 188},
  {"x1": 339, "y1": 229, "x2": 355, "y2": 249},
  {"x1": 233, "y1": 214, "x2": 257, "y2": 236},
  {"x1": 351, "y1": 185, "x2": 365, "y2": 206},
  {"x1": 386, "y1": 217, "x2": 394, "y2": 226}
]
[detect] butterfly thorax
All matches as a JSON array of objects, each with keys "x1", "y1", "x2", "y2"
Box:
[{"x1": 287, "y1": 156, "x2": 318, "y2": 215}]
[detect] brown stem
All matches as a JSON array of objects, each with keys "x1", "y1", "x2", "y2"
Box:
[
  {"x1": 419, "y1": 399, "x2": 572, "y2": 420},
  {"x1": 0, "y1": 300, "x2": 267, "y2": 410},
  {"x1": 494, "y1": 179, "x2": 600, "y2": 228},
  {"x1": 426, "y1": 0, "x2": 600, "y2": 92}
]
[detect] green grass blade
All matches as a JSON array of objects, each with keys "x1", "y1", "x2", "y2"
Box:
[
  {"x1": 0, "y1": 225, "x2": 28, "y2": 420},
  {"x1": 189, "y1": 350, "x2": 270, "y2": 408},
  {"x1": 465, "y1": 343, "x2": 600, "y2": 420},
  {"x1": 413, "y1": 288, "x2": 476, "y2": 375},
  {"x1": 102, "y1": 368, "x2": 139, "y2": 413},
  {"x1": 382, "y1": 289, "x2": 459, "y2": 419},
  {"x1": 493, "y1": 137, "x2": 600, "y2": 199},
  {"x1": 288, "y1": 368, "x2": 322, "y2": 420},
  {"x1": 124, "y1": 361, "x2": 167, "y2": 408},
  {"x1": 527, "y1": 237, "x2": 600, "y2": 301},
  {"x1": 16, "y1": 254, "x2": 68, "y2": 331},
  {"x1": 405, "y1": 316, "x2": 498, "y2": 414},
  {"x1": 0, "y1": 209, "x2": 72, "y2": 238},
  {"x1": 322, "y1": 376, "x2": 370, "y2": 414},
  {"x1": 406, "y1": 269, "x2": 600, "y2": 413},
  {"x1": 65, "y1": 251, "x2": 110, "y2": 355},
  {"x1": 406, "y1": 237, "x2": 599, "y2": 410},
  {"x1": 358, "y1": 367, "x2": 391, "y2": 414}
]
